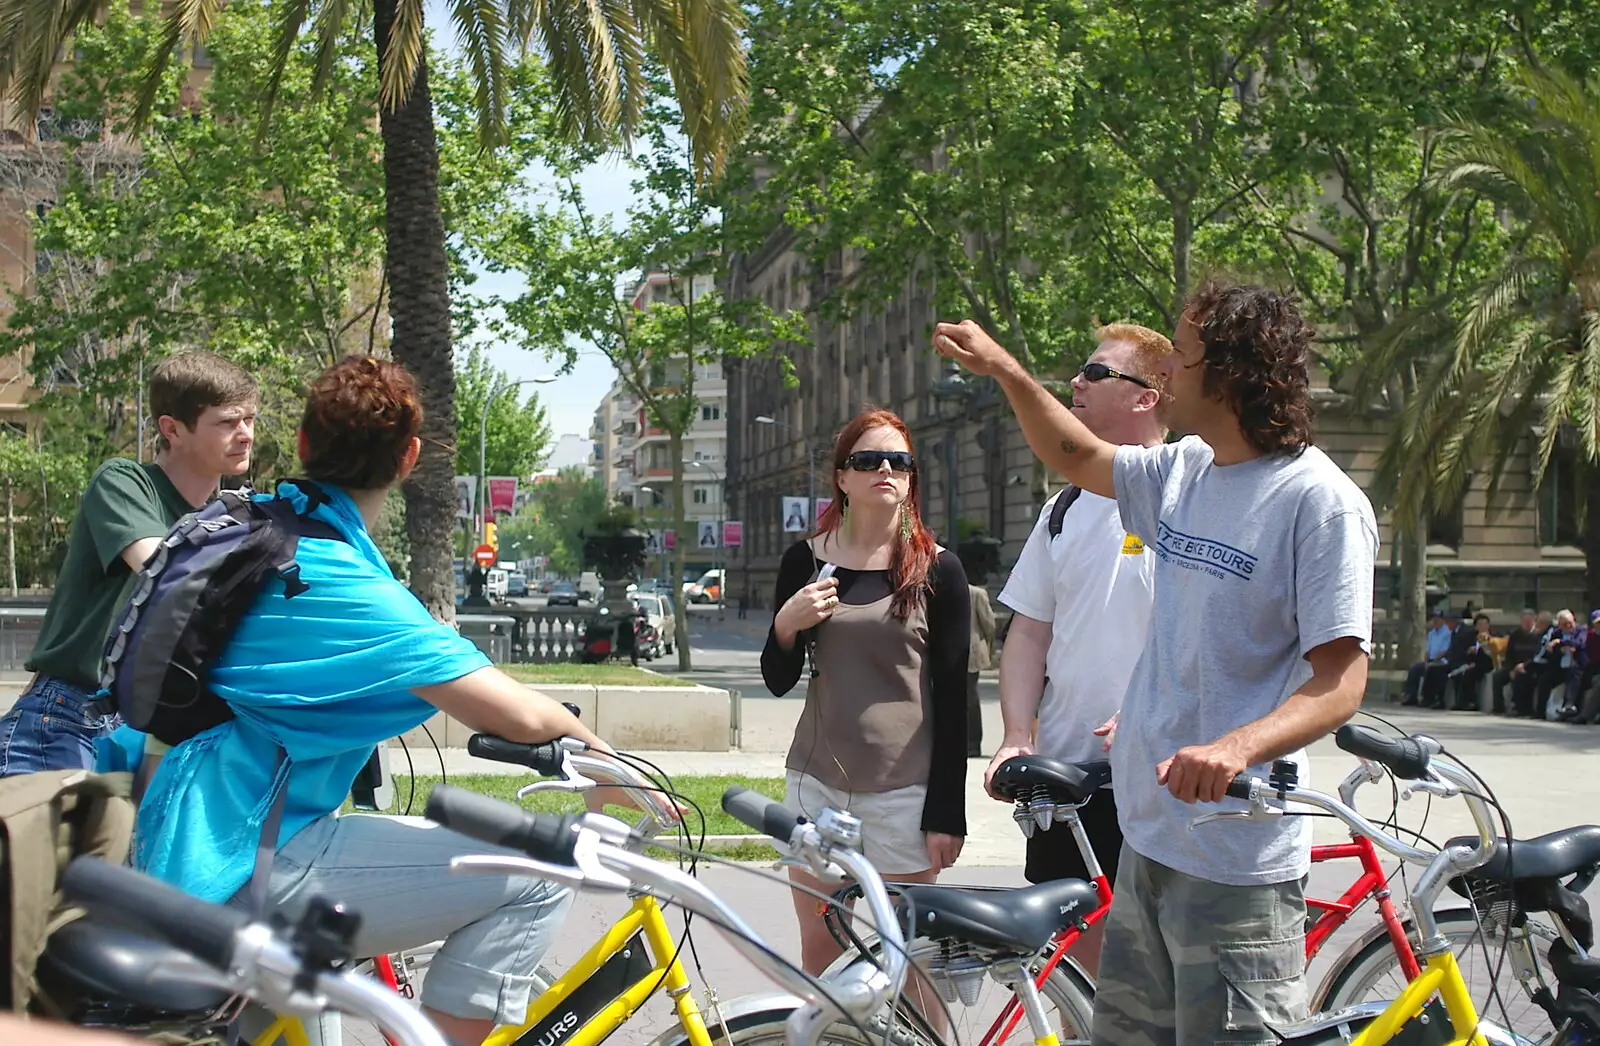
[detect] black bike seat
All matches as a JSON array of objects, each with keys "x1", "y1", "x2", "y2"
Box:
[
  {"x1": 895, "y1": 879, "x2": 1102, "y2": 954},
  {"x1": 989, "y1": 755, "x2": 1112, "y2": 805},
  {"x1": 1444, "y1": 825, "x2": 1600, "y2": 882},
  {"x1": 39, "y1": 919, "x2": 232, "y2": 1014}
]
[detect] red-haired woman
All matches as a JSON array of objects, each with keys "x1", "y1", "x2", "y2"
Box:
[{"x1": 760, "y1": 407, "x2": 972, "y2": 974}]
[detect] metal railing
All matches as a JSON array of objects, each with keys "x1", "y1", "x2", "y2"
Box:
[{"x1": 0, "y1": 607, "x2": 45, "y2": 671}]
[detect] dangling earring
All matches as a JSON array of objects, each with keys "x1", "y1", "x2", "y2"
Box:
[
  {"x1": 840, "y1": 495, "x2": 850, "y2": 533},
  {"x1": 900, "y1": 506, "x2": 912, "y2": 541}
]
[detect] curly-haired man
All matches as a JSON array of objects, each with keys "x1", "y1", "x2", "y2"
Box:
[{"x1": 935, "y1": 282, "x2": 1378, "y2": 1046}]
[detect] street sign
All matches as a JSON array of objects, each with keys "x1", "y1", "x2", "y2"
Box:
[
  {"x1": 722, "y1": 521, "x2": 743, "y2": 547},
  {"x1": 473, "y1": 544, "x2": 496, "y2": 567}
]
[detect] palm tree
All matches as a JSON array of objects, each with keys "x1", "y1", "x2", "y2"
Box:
[
  {"x1": 0, "y1": 0, "x2": 746, "y2": 619},
  {"x1": 1363, "y1": 65, "x2": 1600, "y2": 602}
]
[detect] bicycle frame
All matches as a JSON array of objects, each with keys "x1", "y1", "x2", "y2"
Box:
[
  {"x1": 1307, "y1": 837, "x2": 1422, "y2": 982},
  {"x1": 247, "y1": 894, "x2": 715, "y2": 1046},
  {"x1": 1343, "y1": 950, "x2": 1488, "y2": 1046}
]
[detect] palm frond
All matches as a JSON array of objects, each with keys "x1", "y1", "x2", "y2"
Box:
[
  {"x1": 310, "y1": 0, "x2": 353, "y2": 94},
  {"x1": 447, "y1": 0, "x2": 510, "y2": 146},
  {"x1": 632, "y1": 0, "x2": 746, "y2": 179},
  {"x1": 378, "y1": 0, "x2": 426, "y2": 115},
  {"x1": 0, "y1": 0, "x2": 99, "y2": 118},
  {"x1": 256, "y1": 0, "x2": 314, "y2": 146},
  {"x1": 131, "y1": 16, "x2": 185, "y2": 128}
]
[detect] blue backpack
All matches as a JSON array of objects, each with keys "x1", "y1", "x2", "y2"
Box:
[{"x1": 99, "y1": 481, "x2": 345, "y2": 747}]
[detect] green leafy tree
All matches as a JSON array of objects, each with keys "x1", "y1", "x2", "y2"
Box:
[
  {"x1": 1367, "y1": 66, "x2": 1600, "y2": 602},
  {"x1": 1246, "y1": 0, "x2": 1516, "y2": 658},
  {"x1": 453, "y1": 344, "x2": 554, "y2": 480},
  {"x1": 0, "y1": 1, "x2": 385, "y2": 470},
  {"x1": 0, "y1": 0, "x2": 749, "y2": 623},
  {"x1": 499, "y1": 468, "x2": 609, "y2": 576},
  {"x1": 492, "y1": 102, "x2": 806, "y2": 668},
  {"x1": 0, "y1": 429, "x2": 93, "y2": 592}
]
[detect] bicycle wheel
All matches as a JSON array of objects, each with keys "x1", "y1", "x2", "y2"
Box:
[
  {"x1": 819, "y1": 937, "x2": 1096, "y2": 1046},
  {"x1": 1319, "y1": 908, "x2": 1560, "y2": 1043}
]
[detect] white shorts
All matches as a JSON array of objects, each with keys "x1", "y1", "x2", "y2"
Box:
[{"x1": 781, "y1": 770, "x2": 932, "y2": 876}]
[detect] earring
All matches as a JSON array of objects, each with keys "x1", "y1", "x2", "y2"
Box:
[
  {"x1": 900, "y1": 507, "x2": 912, "y2": 540},
  {"x1": 840, "y1": 496, "x2": 850, "y2": 533}
]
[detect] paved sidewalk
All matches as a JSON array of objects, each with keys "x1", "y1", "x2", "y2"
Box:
[{"x1": 397, "y1": 697, "x2": 1597, "y2": 866}]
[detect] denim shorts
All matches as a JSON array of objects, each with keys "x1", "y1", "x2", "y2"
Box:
[{"x1": 0, "y1": 675, "x2": 118, "y2": 778}]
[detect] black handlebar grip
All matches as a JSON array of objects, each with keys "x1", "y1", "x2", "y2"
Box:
[
  {"x1": 721, "y1": 786, "x2": 805, "y2": 844},
  {"x1": 61, "y1": 857, "x2": 247, "y2": 970},
  {"x1": 1335, "y1": 724, "x2": 1431, "y2": 780},
  {"x1": 425, "y1": 785, "x2": 581, "y2": 865},
  {"x1": 1225, "y1": 775, "x2": 1256, "y2": 801},
  {"x1": 466, "y1": 734, "x2": 568, "y2": 775}
]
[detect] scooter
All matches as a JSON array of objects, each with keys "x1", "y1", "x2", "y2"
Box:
[{"x1": 577, "y1": 606, "x2": 643, "y2": 664}]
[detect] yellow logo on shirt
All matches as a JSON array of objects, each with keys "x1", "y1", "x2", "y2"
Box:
[{"x1": 1122, "y1": 534, "x2": 1145, "y2": 555}]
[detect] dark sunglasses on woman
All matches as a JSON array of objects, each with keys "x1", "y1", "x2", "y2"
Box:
[
  {"x1": 843, "y1": 450, "x2": 917, "y2": 473},
  {"x1": 1078, "y1": 361, "x2": 1153, "y2": 389}
]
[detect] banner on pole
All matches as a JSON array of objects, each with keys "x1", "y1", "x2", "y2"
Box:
[
  {"x1": 782, "y1": 497, "x2": 808, "y2": 532},
  {"x1": 722, "y1": 521, "x2": 743, "y2": 547},
  {"x1": 487, "y1": 477, "x2": 518, "y2": 517},
  {"x1": 453, "y1": 476, "x2": 475, "y2": 521}
]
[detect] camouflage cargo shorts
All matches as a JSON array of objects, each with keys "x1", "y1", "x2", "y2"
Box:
[{"x1": 1089, "y1": 843, "x2": 1308, "y2": 1046}]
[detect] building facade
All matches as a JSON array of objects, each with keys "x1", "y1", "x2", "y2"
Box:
[
  {"x1": 722, "y1": 233, "x2": 1588, "y2": 618},
  {"x1": 589, "y1": 271, "x2": 730, "y2": 579}
]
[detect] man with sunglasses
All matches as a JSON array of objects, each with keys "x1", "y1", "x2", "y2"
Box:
[
  {"x1": 985, "y1": 324, "x2": 1170, "y2": 974},
  {"x1": 936, "y1": 283, "x2": 1378, "y2": 1046}
]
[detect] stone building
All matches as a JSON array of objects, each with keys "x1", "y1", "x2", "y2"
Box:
[{"x1": 723, "y1": 232, "x2": 1588, "y2": 619}]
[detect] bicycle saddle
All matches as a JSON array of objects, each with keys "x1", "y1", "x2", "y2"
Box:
[
  {"x1": 1443, "y1": 825, "x2": 1600, "y2": 882},
  {"x1": 895, "y1": 879, "x2": 1102, "y2": 954},
  {"x1": 989, "y1": 755, "x2": 1111, "y2": 805},
  {"x1": 38, "y1": 918, "x2": 232, "y2": 1014}
]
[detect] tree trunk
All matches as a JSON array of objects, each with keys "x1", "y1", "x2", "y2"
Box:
[
  {"x1": 670, "y1": 432, "x2": 692, "y2": 671},
  {"x1": 1584, "y1": 464, "x2": 1600, "y2": 611},
  {"x1": 1171, "y1": 196, "x2": 1192, "y2": 319},
  {"x1": 374, "y1": 0, "x2": 457, "y2": 623},
  {"x1": 5, "y1": 480, "x2": 14, "y2": 597},
  {"x1": 1397, "y1": 509, "x2": 1429, "y2": 663}
]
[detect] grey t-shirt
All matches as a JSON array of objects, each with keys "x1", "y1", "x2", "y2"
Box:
[{"x1": 1111, "y1": 436, "x2": 1379, "y2": 885}]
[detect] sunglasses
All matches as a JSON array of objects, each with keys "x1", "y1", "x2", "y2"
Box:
[
  {"x1": 843, "y1": 450, "x2": 917, "y2": 473},
  {"x1": 1078, "y1": 361, "x2": 1153, "y2": 389}
]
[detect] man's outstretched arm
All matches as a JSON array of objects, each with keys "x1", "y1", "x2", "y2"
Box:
[{"x1": 935, "y1": 320, "x2": 1116, "y2": 497}]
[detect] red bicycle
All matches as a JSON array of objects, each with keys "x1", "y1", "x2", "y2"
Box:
[{"x1": 819, "y1": 755, "x2": 1551, "y2": 1046}]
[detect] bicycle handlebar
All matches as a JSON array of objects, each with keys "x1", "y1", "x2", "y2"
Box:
[
  {"x1": 62, "y1": 857, "x2": 248, "y2": 969},
  {"x1": 426, "y1": 785, "x2": 581, "y2": 865},
  {"x1": 465, "y1": 735, "x2": 683, "y2": 839},
  {"x1": 721, "y1": 786, "x2": 806, "y2": 846},
  {"x1": 1335, "y1": 724, "x2": 1435, "y2": 780},
  {"x1": 467, "y1": 735, "x2": 565, "y2": 775},
  {"x1": 61, "y1": 858, "x2": 448, "y2": 1046}
]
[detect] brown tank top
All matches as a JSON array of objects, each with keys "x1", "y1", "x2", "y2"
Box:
[{"x1": 785, "y1": 589, "x2": 933, "y2": 793}]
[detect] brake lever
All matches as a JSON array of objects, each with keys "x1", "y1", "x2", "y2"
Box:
[
  {"x1": 1400, "y1": 776, "x2": 1457, "y2": 802},
  {"x1": 516, "y1": 748, "x2": 598, "y2": 799}
]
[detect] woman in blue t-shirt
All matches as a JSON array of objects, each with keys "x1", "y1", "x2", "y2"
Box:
[{"x1": 126, "y1": 356, "x2": 609, "y2": 1045}]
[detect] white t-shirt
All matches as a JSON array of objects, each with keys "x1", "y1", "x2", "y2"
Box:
[
  {"x1": 1111, "y1": 436, "x2": 1379, "y2": 886},
  {"x1": 997, "y1": 487, "x2": 1156, "y2": 766}
]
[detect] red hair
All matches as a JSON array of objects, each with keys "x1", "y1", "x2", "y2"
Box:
[
  {"x1": 300, "y1": 356, "x2": 423, "y2": 490},
  {"x1": 813, "y1": 407, "x2": 937, "y2": 620}
]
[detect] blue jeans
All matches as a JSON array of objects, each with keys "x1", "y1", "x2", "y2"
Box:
[
  {"x1": 0, "y1": 676, "x2": 116, "y2": 778},
  {"x1": 232, "y1": 812, "x2": 573, "y2": 1025}
]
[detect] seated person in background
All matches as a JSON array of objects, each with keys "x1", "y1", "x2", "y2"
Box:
[
  {"x1": 1492, "y1": 610, "x2": 1540, "y2": 716},
  {"x1": 1446, "y1": 613, "x2": 1494, "y2": 711},
  {"x1": 1401, "y1": 610, "x2": 1455, "y2": 708},
  {"x1": 115, "y1": 356, "x2": 624, "y2": 1046}
]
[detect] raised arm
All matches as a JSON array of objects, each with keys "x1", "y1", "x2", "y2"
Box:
[{"x1": 934, "y1": 320, "x2": 1117, "y2": 497}]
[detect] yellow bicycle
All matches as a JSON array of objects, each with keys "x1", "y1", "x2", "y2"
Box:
[{"x1": 1203, "y1": 725, "x2": 1600, "y2": 1046}]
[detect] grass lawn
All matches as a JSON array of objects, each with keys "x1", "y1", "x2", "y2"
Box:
[
  {"x1": 367, "y1": 773, "x2": 785, "y2": 862},
  {"x1": 498, "y1": 663, "x2": 696, "y2": 687}
]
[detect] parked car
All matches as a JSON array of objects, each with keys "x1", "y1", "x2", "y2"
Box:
[
  {"x1": 632, "y1": 593, "x2": 676, "y2": 656},
  {"x1": 538, "y1": 579, "x2": 554, "y2": 594},
  {"x1": 547, "y1": 581, "x2": 581, "y2": 607},
  {"x1": 505, "y1": 570, "x2": 528, "y2": 598},
  {"x1": 684, "y1": 568, "x2": 724, "y2": 604}
]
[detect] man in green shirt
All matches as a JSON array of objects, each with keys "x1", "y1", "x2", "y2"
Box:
[{"x1": 0, "y1": 352, "x2": 257, "y2": 776}]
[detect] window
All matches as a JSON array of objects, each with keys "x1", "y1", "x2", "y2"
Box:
[
  {"x1": 1539, "y1": 441, "x2": 1582, "y2": 546},
  {"x1": 1428, "y1": 489, "x2": 1465, "y2": 549},
  {"x1": 693, "y1": 487, "x2": 710, "y2": 505},
  {"x1": 701, "y1": 404, "x2": 721, "y2": 422}
]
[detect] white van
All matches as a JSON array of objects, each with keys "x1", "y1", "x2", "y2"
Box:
[
  {"x1": 577, "y1": 572, "x2": 601, "y2": 601},
  {"x1": 485, "y1": 568, "x2": 509, "y2": 600}
]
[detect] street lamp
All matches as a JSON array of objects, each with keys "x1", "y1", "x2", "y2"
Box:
[
  {"x1": 931, "y1": 361, "x2": 973, "y2": 544},
  {"x1": 479, "y1": 374, "x2": 557, "y2": 542},
  {"x1": 692, "y1": 460, "x2": 724, "y2": 611}
]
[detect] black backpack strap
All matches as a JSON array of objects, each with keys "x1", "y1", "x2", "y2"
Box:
[{"x1": 1047, "y1": 485, "x2": 1084, "y2": 539}]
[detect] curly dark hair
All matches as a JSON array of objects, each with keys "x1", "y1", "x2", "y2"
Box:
[
  {"x1": 300, "y1": 356, "x2": 423, "y2": 490},
  {"x1": 1186, "y1": 281, "x2": 1316, "y2": 456}
]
